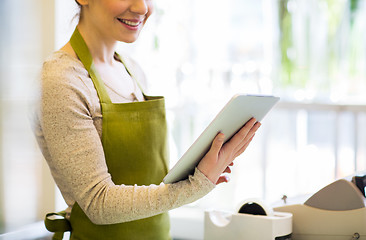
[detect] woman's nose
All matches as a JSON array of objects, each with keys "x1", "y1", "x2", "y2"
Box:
[{"x1": 130, "y1": 0, "x2": 148, "y2": 15}]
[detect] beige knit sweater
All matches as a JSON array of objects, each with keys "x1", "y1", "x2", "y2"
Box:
[{"x1": 33, "y1": 50, "x2": 215, "y2": 225}]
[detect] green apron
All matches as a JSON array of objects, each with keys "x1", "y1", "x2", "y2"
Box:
[{"x1": 45, "y1": 28, "x2": 171, "y2": 240}]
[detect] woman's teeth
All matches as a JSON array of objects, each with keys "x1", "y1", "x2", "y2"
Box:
[{"x1": 119, "y1": 19, "x2": 140, "y2": 27}]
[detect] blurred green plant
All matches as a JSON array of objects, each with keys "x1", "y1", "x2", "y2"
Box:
[
  {"x1": 278, "y1": 0, "x2": 296, "y2": 87},
  {"x1": 278, "y1": 0, "x2": 364, "y2": 98},
  {"x1": 152, "y1": 1, "x2": 165, "y2": 51},
  {"x1": 350, "y1": 0, "x2": 360, "y2": 26},
  {"x1": 348, "y1": 0, "x2": 362, "y2": 78}
]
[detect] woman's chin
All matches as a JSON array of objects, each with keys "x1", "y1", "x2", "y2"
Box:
[{"x1": 118, "y1": 33, "x2": 141, "y2": 44}]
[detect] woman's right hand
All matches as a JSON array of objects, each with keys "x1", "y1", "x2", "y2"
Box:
[{"x1": 197, "y1": 118, "x2": 261, "y2": 184}]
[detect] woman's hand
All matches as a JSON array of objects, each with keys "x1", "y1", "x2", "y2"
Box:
[{"x1": 197, "y1": 118, "x2": 261, "y2": 184}]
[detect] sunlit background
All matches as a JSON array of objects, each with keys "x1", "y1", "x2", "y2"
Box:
[{"x1": 1, "y1": 0, "x2": 366, "y2": 237}]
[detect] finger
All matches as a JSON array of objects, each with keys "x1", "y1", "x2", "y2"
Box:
[
  {"x1": 223, "y1": 166, "x2": 232, "y2": 174},
  {"x1": 235, "y1": 134, "x2": 254, "y2": 157},
  {"x1": 226, "y1": 118, "x2": 258, "y2": 149},
  {"x1": 244, "y1": 121, "x2": 261, "y2": 140},
  {"x1": 232, "y1": 122, "x2": 260, "y2": 154},
  {"x1": 208, "y1": 132, "x2": 225, "y2": 156},
  {"x1": 234, "y1": 134, "x2": 255, "y2": 158},
  {"x1": 216, "y1": 175, "x2": 230, "y2": 185}
]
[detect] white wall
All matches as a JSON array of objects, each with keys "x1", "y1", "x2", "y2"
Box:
[{"x1": 0, "y1": 0, "x2": 56, "y2": 233}]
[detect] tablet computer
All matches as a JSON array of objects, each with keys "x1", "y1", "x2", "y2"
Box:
[{"x1": 163, "y1": 94, "x2": 280, "y2": 184}]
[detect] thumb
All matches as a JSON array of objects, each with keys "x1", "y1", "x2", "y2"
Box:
[{"x1": 209, "y1": 133, "x2": 225, "y2": 155}]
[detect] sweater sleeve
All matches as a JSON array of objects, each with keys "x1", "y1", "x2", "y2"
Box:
[{"x1": 36, "y1": 53, "x2": 215, "y2": 225}]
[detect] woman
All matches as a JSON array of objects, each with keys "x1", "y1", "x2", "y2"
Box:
[{"x1": 34, "y1": 0, "x2": 261, "y2": 239}]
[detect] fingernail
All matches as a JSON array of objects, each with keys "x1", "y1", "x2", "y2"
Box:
[{"x1": 225, "y1": 176, "x2": 230, "y2": 182}]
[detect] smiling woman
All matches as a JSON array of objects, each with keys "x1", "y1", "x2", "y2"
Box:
[{"x1": 32, "y1": 0, "x2": 260, "y2": 239}]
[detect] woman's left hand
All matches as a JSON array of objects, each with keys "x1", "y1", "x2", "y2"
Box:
[{"x1": 197, "y1": 117, "x2": 261, "y2": 185}]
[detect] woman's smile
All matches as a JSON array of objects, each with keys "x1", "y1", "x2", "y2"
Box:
[{"x1": 117, "y1": 18, "x2": 144, "y2": 30}]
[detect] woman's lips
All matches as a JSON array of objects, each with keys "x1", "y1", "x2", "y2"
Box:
[{"x1": 117, "y1": 18, "x2": 143, "y2": 30}]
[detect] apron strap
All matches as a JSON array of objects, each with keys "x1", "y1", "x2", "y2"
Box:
[
  {"x1": 114, "y1": 52, "x2": 146, "y2": 95},
  {"x1": 44, "y1": 211, "x2": 72, "y2": 240},
  {"x1": 70, "y1": 27, "x2": 145, "y2": 103},
  {"x1": 70, "y1": 27, "x2": 112, "y2": 104}
]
